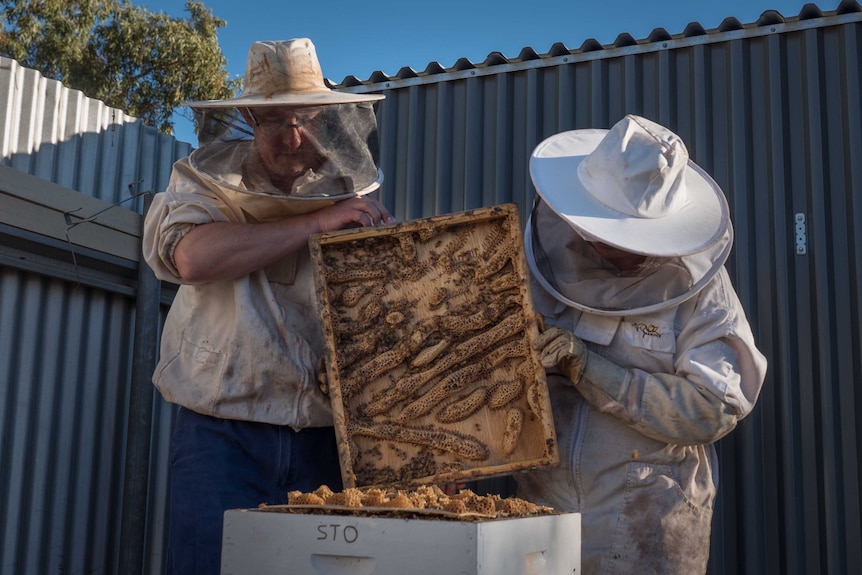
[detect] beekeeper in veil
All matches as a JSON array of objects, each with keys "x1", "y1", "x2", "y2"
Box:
[
  {"x1": 142, "y1": 38, "x2": 393, "y2": 575},
  {"x1": 519, "y1": 114, "x2": 768, "y2": 574}
]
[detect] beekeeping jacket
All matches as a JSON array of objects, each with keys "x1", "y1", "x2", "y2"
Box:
[
  {"x1": 142, "y1": 104, "x2": 382, "y2": 428},
  {"x1": 515, "y1": 200, "x2": 768, "y2": 574}
]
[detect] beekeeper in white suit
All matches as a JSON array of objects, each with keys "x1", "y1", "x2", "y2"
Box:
[
  {"x1": 142, "y1": 38, "x2": 393, "y2": 575},
  {"x1": 518, "y1": 114, "x2": 768, "y2": 574}
]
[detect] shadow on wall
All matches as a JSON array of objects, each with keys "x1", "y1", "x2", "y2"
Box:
[
  {"x1": 0, "y1": 55, "x2": 193, "y2": 212},
  {"x1": 1, "y1": 130, "x2": 191, "y2": 215}
]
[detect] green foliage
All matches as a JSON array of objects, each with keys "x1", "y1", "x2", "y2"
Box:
[{"x1": 0, "y1": 0, "x2": 241, "y2": 134}]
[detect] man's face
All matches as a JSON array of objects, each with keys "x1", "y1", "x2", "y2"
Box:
[{"x1": 242, "y1": 106, "x2": 324, "y2": 191}]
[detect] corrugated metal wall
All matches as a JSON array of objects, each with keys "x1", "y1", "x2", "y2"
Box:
[
  {"x1": 2, "y1": 270, "x2": 131, "y2": 573},
  {"x1": 1, "y1": 1, "x2": 861, "y2": 574},
  {"x1": 0, "y1": 56, "x2": 191, "y2": 207},
  {"x1": 0, "y1": 57, "x2": 183, "y2": 574}
]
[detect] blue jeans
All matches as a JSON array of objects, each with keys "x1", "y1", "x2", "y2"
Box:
[{"x1": 166, "y1": 407, "x2": 344, "y2": 575}]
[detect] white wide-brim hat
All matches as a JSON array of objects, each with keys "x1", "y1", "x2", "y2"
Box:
[
  {"x1": 529, "y1": 114, "x2": 729, "y2": 257},
  {"x1": 184, "y1": 38, "x2": 384, "y2": 108}
]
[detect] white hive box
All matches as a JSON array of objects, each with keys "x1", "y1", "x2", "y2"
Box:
[{"x1": 221, "y1": 508, "x2": 581, "y2": 575}]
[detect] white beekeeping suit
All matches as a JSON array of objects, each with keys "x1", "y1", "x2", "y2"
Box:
[{"x1": 518, "y1": 114, "x2": 767, "y2": 574}]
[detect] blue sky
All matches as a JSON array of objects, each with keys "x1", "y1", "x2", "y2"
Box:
[{"x1": 136, "y1": 0, "x2": 825, "y2": 143}]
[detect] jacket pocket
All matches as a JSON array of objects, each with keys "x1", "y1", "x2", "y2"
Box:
[
  {"x1": 606, "y1": 462, "x2": 712, "y2": 575},
  {"x1": 264, "y1": 254, "x2": 298, "y2": 284},
  {"x1": 153, "y1": 333, "x2": 226, "y2": 414}
]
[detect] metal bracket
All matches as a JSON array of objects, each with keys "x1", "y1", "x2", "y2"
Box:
[{"x1": 794, "y1": 213, "x2": 807, "y2": 255}]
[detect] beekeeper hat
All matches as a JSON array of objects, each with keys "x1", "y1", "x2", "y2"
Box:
[
  {"x1": 528, "y1": 114, "x2": 729, "y2": 257},
  {"x1": 184, "y1": 38, "x2": 384, "y2": 108}
]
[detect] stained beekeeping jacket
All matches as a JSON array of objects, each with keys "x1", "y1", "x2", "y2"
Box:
[
  {"x1": 142, "y1": 103, "x2": 381, "y2": 428},
  {"x1": 515, "y1": 200, "x2": 768, "y2": 574}
]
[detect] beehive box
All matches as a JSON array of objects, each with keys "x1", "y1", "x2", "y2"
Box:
[
  {"x1": 221, "y1": 507, "x2": 581, "y2": 575},
  {"x1": 308, "y1": 203, "x2": 558, "y2": 488}
]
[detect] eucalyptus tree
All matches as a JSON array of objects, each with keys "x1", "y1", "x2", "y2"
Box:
[{"x1": 0, "y1": 0, "x2": 241, "y2": 134}]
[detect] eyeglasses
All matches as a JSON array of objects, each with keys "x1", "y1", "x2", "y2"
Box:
[{"x1": 245, "y1": 107, "x2": 324, "y2": 134}]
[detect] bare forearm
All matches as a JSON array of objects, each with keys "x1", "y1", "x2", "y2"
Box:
[
  {"x1": 172, "y1": 196, "x2": 393, "y2": 283},
  {"x1": 174, "y1": 217, "x2": 321, "y2": 282}
]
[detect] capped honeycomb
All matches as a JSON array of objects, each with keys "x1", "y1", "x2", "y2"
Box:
[
  {"x1": 276, "y1": 485, "x2": 556, "y2": 520},
  {"x1": 309, "y1": 204, "x2": 558, "y2": 488}
]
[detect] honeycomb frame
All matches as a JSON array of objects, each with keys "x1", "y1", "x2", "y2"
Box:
[{"x1": 309, "y1": 204, "x2": 558, "y2": 488}]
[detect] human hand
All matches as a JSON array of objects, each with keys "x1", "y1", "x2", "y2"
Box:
[
  {"x1": 533, "y1": 326, "x2": 588, "y2": 385},
  {"x1": 316, "y1": 196, "x2": 395, "y2": 233},
  {"x1": 439, "y1": 482, "x2": 467, "y2": 496}
]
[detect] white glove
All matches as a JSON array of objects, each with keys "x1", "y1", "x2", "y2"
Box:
[{"x1": 533, "y1": 326, "x2": 588, "y2": 385}]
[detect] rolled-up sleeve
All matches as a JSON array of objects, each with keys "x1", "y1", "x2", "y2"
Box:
[{"x1": 142, "y1": 163, "x2": 232, "y2": 283}]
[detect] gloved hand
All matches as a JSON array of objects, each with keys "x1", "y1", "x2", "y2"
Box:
[{"x1": 533, "y1": 326, "x2": 589, "y2": 385}]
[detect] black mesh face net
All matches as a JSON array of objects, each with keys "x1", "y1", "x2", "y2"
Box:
[
  {"x1": 527, "y1": 198, "x2": 732, "y2": 315},
  {"x1": 191, "y1": 102, "x2": 381, "y2": 197}
]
